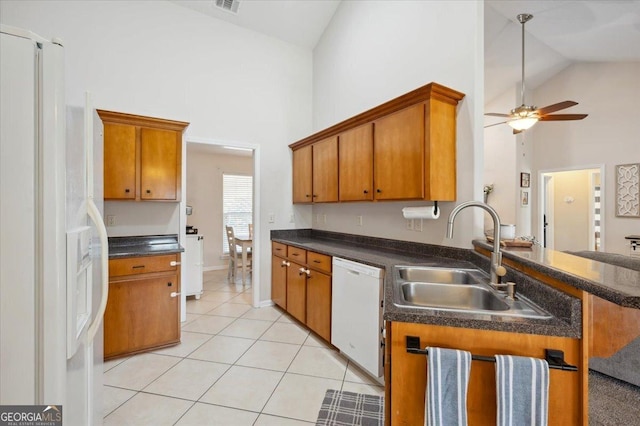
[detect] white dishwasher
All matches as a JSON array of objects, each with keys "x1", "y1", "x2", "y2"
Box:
[{"x1": 331, "y1": 257, "x2": 384, "y2": 383}]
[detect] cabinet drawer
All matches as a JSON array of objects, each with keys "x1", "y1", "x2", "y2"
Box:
[
  {"x1": 109, "y1": 254, "x2": 178, "y2": 277},
  {"x1": 272, "y1": 242, "x2": 287, "y2": 257},
  {"x1": 287, "y1": 246, "x2": 307, "y2": 263},
  {"x1": 307, "y1": 251, "x2": 331, "y2": 273}
]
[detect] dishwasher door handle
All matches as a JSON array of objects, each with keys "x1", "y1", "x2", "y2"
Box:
[{"x1": 348, "y1": 270, "x2": 360, "y2": 276}]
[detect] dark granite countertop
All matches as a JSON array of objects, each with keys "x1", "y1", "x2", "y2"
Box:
[
  {"x1": 271, "y1": 230, "x2": 581, "y2": 338},
  {"x1": 108, "y1": 234, "x2": 184, "y2": 259},
  {"x1": 473, "y1": 240, "x2": 640, "y2": 309}
]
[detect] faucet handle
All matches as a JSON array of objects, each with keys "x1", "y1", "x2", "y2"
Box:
[{"x1": 495, "y1": 265, "x2": 507, "y2": 277}]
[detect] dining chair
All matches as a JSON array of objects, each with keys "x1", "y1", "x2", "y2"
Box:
[
  {"x1": 248, "y1": 223, "x2": 253, "y2": 239},
  {"x1": 225, "y1": 225, "x2": 252, "y2": 281}
]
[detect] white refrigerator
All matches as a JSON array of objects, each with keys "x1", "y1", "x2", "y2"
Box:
[{"x1": 0, "y1": 25, "x2": 108, "y2": 425}]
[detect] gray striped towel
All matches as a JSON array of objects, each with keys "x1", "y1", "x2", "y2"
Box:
[
  {"x1": 425, "y1": 347, "x2": 472, "y2": 426},
  {"x1": 495, "y1": 355, "x2": 549, "y2": 426}
]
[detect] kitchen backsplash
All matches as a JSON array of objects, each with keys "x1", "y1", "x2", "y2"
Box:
[{"x1": 104, "y1": 201, "x2": 180, "y2": 237}]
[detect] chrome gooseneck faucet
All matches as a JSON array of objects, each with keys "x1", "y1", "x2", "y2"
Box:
[{"x1": 446, "y1": 201, "x2": 506, "y2": 285}]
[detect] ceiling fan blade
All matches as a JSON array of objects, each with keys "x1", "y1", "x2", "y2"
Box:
[
  {"x1": 539, "y1": 114, "x2": 588, "y2": 121},
  {"x1": 485, "y1": 112, "x2": 511, "y2": 117},
  {"x1": 535, "y1": 101, "x2": 578, "y2": 116},
  {"x1": 484, "y1": 121, "x2": 508, "y2": 128}
]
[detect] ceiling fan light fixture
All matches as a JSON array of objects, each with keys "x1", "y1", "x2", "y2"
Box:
[{"x1": 508, "y1": 117, "x2": 538, "y2": 131}]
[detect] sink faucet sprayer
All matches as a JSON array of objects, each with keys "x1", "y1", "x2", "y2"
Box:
[{"x1": 446, "y1": 201, "x2": 509, "y2": 290}]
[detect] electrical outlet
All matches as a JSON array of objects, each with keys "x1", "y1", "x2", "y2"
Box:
[
  {"x1": 268, "y1": 213, "x2": 275, "y2": 223},
  {"x1": 323, "y1": 214, "x2": 327, "y2": 224},
  {"x1": 415, "y1": 218, "x2": 423, "y2": 232},
  {"x1": 406, "y1": 219, "x2": 414, "y2": 230},
  {"x1": 289, "y1": 213, "x2": 295, "y2": 223},
  {"x1": 316, "y1": 213, "x2": 322, "y2": 224},
  {"x1": 356, "y1": 215, "x2": 363, "y2": 226},
  {"x1": 106, "y1": 215, "x2": 116, "y2": 227}
]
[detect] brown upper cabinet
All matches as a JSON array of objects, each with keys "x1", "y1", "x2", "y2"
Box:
[
  {"x1": 292, "y1": 136, "x2": 338, "y2": 203},
  {"x1": 339, "y1": 124, "x2": 374, "y2": 201},
  {"x1": 98, "y1": 110, "x2": 189, "y2": 201},
  {"x1": 290, "y1": 83, "x2": 464, "y2": 203}
]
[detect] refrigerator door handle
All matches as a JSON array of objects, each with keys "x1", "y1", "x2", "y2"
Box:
[{"x1": 85, "y1": 196, "x2": 109, "y2": 343}]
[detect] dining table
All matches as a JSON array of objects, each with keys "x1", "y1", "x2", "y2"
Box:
[{"x1": 234, "y1": 236, "x2": 253, "y2": 285}]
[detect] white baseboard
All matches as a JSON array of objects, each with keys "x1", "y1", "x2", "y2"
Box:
[
  {"x1": 258, "y1": 300, "x2": 274, "y2": 308},
  {"x1": 203, "y1": 265, "x2": 227, "y2": 272}
]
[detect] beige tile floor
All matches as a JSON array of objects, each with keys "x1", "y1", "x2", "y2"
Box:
[{"x1": 103, "y1": 270, "x2": 384, "y2": 425}]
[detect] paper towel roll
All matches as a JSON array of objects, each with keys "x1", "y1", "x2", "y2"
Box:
[{"x1": 402, "y1": 206, "x2": 440, "y2": 220}]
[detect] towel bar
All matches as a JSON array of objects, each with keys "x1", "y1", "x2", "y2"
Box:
[{"x1": 405, "y1": 336, "x2": 578, "y2": 371}]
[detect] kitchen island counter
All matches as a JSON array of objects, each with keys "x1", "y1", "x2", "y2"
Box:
[{"x1": 271, "y1": 230, "x2": 581, "y2": 338}]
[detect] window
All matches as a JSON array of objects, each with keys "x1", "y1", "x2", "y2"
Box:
[{"x1": 222, "y1": 174, "x2": 253, "y2": 254}]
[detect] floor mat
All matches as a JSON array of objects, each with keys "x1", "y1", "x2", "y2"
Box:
[{"x1": 315, "y1": 389, "x2": 384, "y2": 426}]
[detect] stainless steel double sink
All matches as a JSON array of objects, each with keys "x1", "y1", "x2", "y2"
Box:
[{"x1": 393, "y1": 266, "x2": 552, "y2": 319}]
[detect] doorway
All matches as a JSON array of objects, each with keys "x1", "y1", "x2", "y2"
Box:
[
  {"x1": 539, "y1": 166, "x2": 604, "y2": 252},
  {"x1": 184, "y1": 137, "x2": 260, "y2": 308}
]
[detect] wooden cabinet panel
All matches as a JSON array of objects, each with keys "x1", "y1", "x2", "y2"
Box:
[
  {"x1": 306, "y1": 270, "x2": 331, "y2": 342},
  {"x1": 425, "y1": 98, "x2": 457, "y2": 200},
  {"x1": 98, "y1": 110, "x2": 188, "y2": 202},
  {"x1": 389, "y1": 321, "x2": 582, "y2": 426},
  {"x1": 292, "y1": 145, "x2": 312, "y2": 203},
  {"x1": 287, "y1": 246, "x2": 307, "y2": 263},
  {"x1": 312, "y1": 136, "x2": 338, "y2": 202},
  {"x1": 140, "y1": 128, "x2": 180, "y2": 201},
  {"x1": 286, "y1": 261, "x2": 307, "y2": 324},
  {"x1": 271, "y1": 254, "x2": 287, "y2": 310},
  {"x1": 104, "y1": 123, "x2": 136, "y2": 200},
  {"x1": 128, "y1": 274, "x2": 180, "y2": 351},
  {"x1": 307, "y1": 251, "x2": 331, "y2": 274},
  {"x1": 272, "y1": 242, "x2": 287, "y2": 257},
  {"x1": 374, "y1": 104, "x2": 424, "y2": 200},
  {"x1": 109, "y1": 254, "x2": 177, "y2": 277},
  {"x1": 103, "y1": 280, "x2": 131, "y2": 357},
  {"x1": 289, "y1": 83, "x2": 463, "y2": 203},
  {"x1": 105, "y1": 254, "x2": 181, "y2": 360},
  {"x1": 339, "y1": 124, "x2": 373, "y2": 201}
]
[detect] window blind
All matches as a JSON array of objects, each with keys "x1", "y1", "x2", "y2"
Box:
[{"x1": 222, "y1": 174, "x2": 253, "y2": 254}]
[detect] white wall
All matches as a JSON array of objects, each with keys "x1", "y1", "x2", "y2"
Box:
[
  {"x1": 531, "y1": 62, "x2": 640, "y2": 254},
  {"x1": 551, "y1": 170, "x2": 592, "y2": 251},
  {"x1": 1, "y1": 0, "x2": 313, "y2": 303},
  {"x1": 104, "y1": 202, "x2": 180, "y2": 237},
  {"x1": 311, "y1": 0, "x2": 485, "y2": 247},
  {"x1": 186, "y1": 148, "x2": 253, "y2": 269}
]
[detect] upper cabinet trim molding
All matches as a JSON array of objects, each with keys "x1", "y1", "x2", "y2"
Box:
[
  {"x1": 289, "y1": 82, "x2": 464, "y2": 150},
  {"x1": 97, "y1": 109, "x2": 189, "y2": 132}
]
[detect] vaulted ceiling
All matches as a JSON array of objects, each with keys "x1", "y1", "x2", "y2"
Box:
[{"x1": 171, "y1": 1, "x2": 640, "y2": 104}]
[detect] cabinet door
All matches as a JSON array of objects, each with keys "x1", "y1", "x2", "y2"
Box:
[
  {"x1": 374, "y1": 103, "x2": 425, "y2": 200},
  {"x1": 140, "y1": 128, "x2": 180, "y2": 200},
  {"x1": 339, "y1": 124, "x2": 373, "y2": 201},
  {"x1": 104, "y1": 123, "x2": 136, "y2": 200},
  {"x1": 271, "y1": 254, "x2": 287, "y2": 309},
  {"x1": 129, "y1": 273, "x2": 180, "y2": 351},
  {"x1": 286, "y1": 261, "x2": 307, "y2": 323},
  {"x1": 292, "y1": 145, "x2": 312, "y2": 203},
  {"x1": 104, "y1": 280, "x2": 131, "y2": 358},
  {"x1": 306, "y1": 270, "x2": 331, "y2": 342},
  {"x1": 312, "y1": 136, "x2": 338, "y2": 203}
]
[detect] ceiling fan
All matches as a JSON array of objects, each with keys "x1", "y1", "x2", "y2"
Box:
[{"x1": 485, "y1": 13, "x2": 588, "y2": 134}]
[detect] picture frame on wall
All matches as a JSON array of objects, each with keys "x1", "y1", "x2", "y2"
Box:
[
  {"x1": 521, "y1": 190, "x2": 529, "y2": 206},
  {"x1": 520, "y1": 172, "x2": 530, "y2": 188}
]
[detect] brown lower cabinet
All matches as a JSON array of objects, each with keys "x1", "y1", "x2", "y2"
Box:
[
  {"x1": 389, "y1": 321, "x2": 582, "y2": 425},
  {"x1": 271, "y1": 242, "x2": 332, "y2": 342},
  {"x1": 105, "y1": 254, "x2": 181, "y2": 359}
]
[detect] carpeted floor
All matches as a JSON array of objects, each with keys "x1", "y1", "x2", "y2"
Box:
[
  {"x1": 316, "y1": 389, "x2": 384, "y2": 426},
  {"x1": 589, "y1": 370, "x2": 640, "y2": 425}
]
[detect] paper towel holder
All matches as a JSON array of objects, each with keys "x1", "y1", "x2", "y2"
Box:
[{"x1": 433, "y1": 201, "x2": 438, "y2": 215}]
